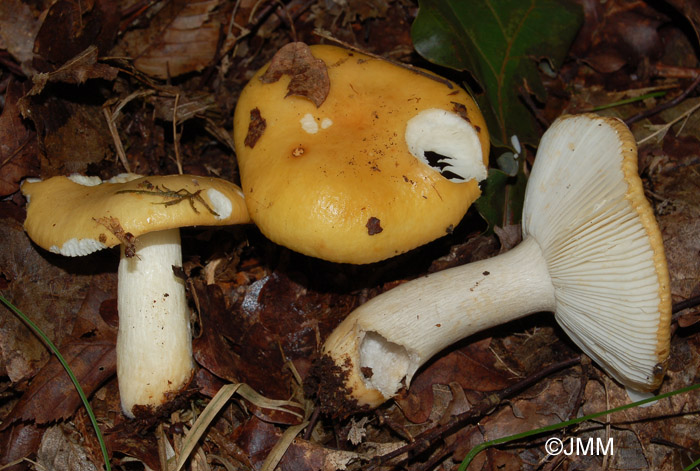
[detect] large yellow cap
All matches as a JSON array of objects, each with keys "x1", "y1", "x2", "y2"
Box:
[{"x1": 233, "y1": 43, "x2": 489, "y2": 264}]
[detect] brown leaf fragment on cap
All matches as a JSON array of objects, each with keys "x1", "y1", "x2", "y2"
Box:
[
  {"x1": 451, "y1": 101, "x2": 468, "y2": 120},
  {"x1": 260, "y1": 42, "x2": 330, "y2": 107},
  {"x1": 94, "y1": 216, "x2": 137, "y2": 257},
  {"x1": 366, "y1": 217, "x2": 383, "y2": 235},
  {"x1": 245, "y1": 108, "x2": 266, "y2": 148}
]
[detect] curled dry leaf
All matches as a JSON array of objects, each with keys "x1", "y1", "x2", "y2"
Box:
[{"x1": 260, "y1": 42, "x2": 330, "y2": 107}]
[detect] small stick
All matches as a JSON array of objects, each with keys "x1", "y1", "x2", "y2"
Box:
[
  {"x1": 173, "y1": 93, "x2": 183, "y2": 175},
  {"x1": 103, "y1": 106, "x2": 131, "y2": 173},
  {"x1": 625, "y1": 73, "x2": 700, "y2": 126},
  {"x1": 116, "y1": 184, "x2": 219, "y2": 216},
  {"x1": 672, "y1": 295, "x2": 700, "y2": 314}
]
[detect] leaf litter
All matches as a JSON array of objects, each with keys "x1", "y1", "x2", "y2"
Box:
[{"x1": 0, "y1": 0, "x2": 699, "y2": 470}]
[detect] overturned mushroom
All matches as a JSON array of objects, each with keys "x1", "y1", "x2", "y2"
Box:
[
  {"x1": 22, "y1": 174, "x2": 249, "y2": 418},
  {"x1": 233, "y1": 43, "x2": 489, "y2": 263},
  {"x1": 315, "y1": 114, "x2": 671, "y2": 414}
]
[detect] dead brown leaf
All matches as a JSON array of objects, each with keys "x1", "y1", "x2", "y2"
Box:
[
  {"x1": 0, "y1": 81, "x2": 39, "y2": 196},
  {"x1": 665, "y1": 0, "x2": 700, "y2": 45},
  {"x1": 36, "y1": 425, "x2": 99, "y2": 471},
  {"x1": 194, "y1": 273, "x2": 356, "y2": 401},
  {"x1": 244, "y1": 107, "x2": 266, "y2": 148},
  {"x1": 0, "y1": 0, "x2": 42, "y2": 69},
  {"x1": 396, "y1": 338, "x2": 512, "y2": 424},
  {"x1": 572, "y1": 0, "x2": 666, "y2": 78},
  {"x1": 18, "y1": 92, "x2": 113, "y2": 176},
  {"x1": 2, "y1": 281, "x2": 116, "y2": 426},
  {"x1": 0, "y1": 422, "x2": 44, "y2": 469},
  {"x1": 27, "y1": 47, "x2": 119, "y2": 98},
  {"x1": 261, "y1": 42, "x2": 330, "y2": 107},
  {"x1": 0, "y1": 213, "x2": 117, "y2": 384},
  {"x1": 232, "y1": 415, "x2": 363, "y2": 471},
  {"x1": 33, "y1": 0, "x2": 119, "y2": 69},
  {"x1": 119, "y1": 0, "x2": 230, "y2": 79}
]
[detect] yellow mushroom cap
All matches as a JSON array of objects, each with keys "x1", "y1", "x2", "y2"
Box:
[
  {"x1": 22, "y1": 174, "x2": 250, "y2": 256},
  {"x1": 233, "y1": 43, "x2": 489, "y2": 264}
]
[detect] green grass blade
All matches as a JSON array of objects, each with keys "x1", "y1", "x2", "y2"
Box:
[
  {"x1": 589, "y1": 91, "x2": 668, "y2": 111},
  {"x1": 0, "y1": 293, "x2": 111, "y2": 471},
  {"x1": 684, "y1": 457, "x2": 700, "y2": 471},
  {"x1": 459, "y1": 382, "x2": 700, "y2": 470}
]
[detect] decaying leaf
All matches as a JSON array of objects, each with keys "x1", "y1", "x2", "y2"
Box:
[
  {"x1": 2, "y1": 281, "x2": 117, "y2": 426},
  {"x1": 94, "y1": 216, "x2": 137, "y2": 257},
  {"x1": 36, "y1": 425, "x2": 99, "y2": 471},
  {"x1": 123, "y1": 0, "x2": 230, "y2": 79},
  {"x1": 27, "y1": 47, "x2": 119, "y2": 98},
  {"x1": 0, "y1": 81, "x2": 39, "y2": 197},
  {"x1": 0, "y1": 422, "x2": 44, "y2": 468},
  {"x1": 194, "y1": 273, "x2": 356, "y2": 401},
  {"x1": 33, "y1": 0, "x2": 119, "y2": 68},
  {"x1": 0, "y1": 214, "x2": 115, "y2": 384},
  {"x1": 261, "y1": 42, "x2": 330, "y2": 108},
  {"x1": 244, "y1": 107, "x2": 266, "y2": 148},
  {"x1": 396, "y1": 338, "x2": 512, "y2": 424},
  {"x1": 0, "y1": 0, "x2": 42, "y2": 67},
  {"x1": 17, "y1": 92, "x2": 113, "y2": 175},
  {"x1": 233, "y1": 415, "x2": 383, "y2": 471}
]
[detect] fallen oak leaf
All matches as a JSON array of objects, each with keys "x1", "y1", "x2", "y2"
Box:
[{"x1": 261, "y1": 42, "x2": 330, "y2": 107}]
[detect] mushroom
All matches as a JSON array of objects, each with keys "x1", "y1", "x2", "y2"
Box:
[
  {"x1": 21, "y1": 174, "x2": 249, "y2": 418},
  {"x1": 316, "y1": 114, "x2": 671, "y2": 414},
  {"x1": 233, "y1": 43, "x2": 489, "y2": 264}
]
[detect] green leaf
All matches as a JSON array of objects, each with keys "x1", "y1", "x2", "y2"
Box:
[
  {"x1": 474, "y1": 164, "x2": 527, "y2": 231},
  {"x1": 411, "y1": 0, "x2": 582, "y2": 146}
]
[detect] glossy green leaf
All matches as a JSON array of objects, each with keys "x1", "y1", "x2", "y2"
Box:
[{"x1": 411, "y1": 0, "x2": 582, "y2": 146}]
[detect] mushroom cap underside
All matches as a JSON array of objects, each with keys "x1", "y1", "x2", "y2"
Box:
[
  {"x1": 233, "y1": 44, "x2": 489, "y2": 264},
  {"x1": 522, "y1": 114, "x2": 671, "y2": 391},
  {"x1": 22, "y1": 174, "x2": 250, "y2": 256}
]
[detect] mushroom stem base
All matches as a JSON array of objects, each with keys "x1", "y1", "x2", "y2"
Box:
[
  {"x1": 320, "y1": 237, "x2": 556, "y2": 411},
  {"x1": 117, "y1": 229, "x2": 194, "y2": 418}
]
